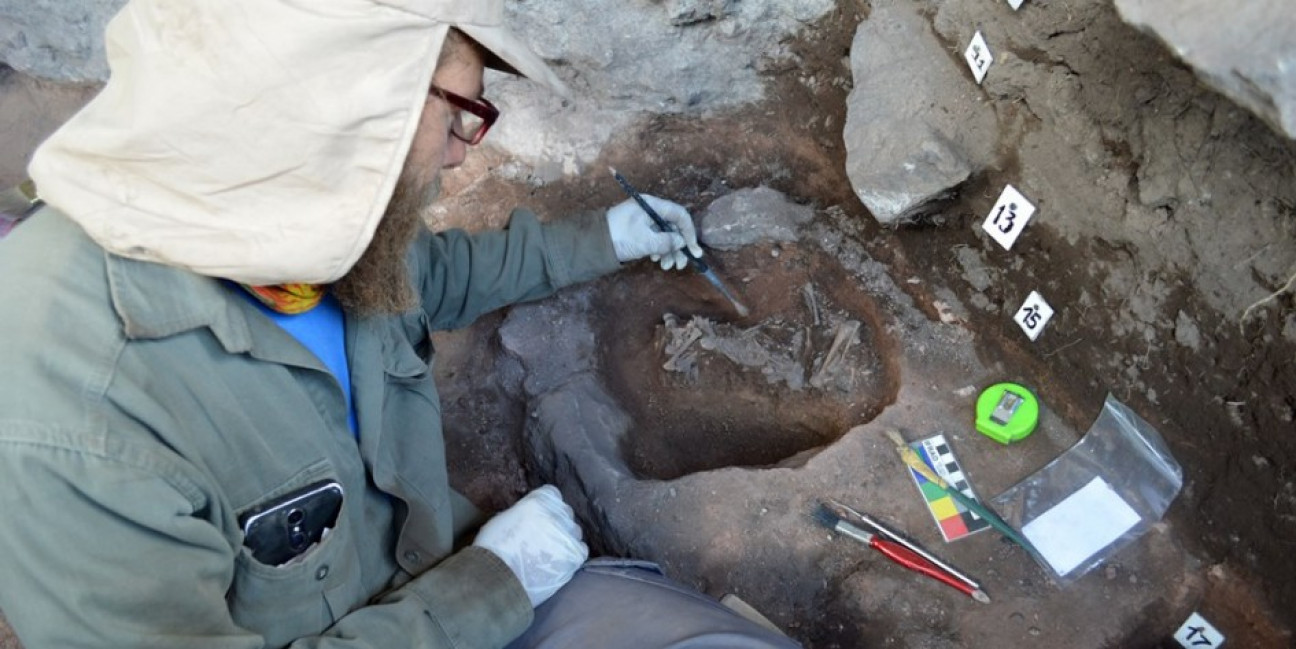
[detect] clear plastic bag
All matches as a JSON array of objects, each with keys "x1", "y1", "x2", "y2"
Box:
[{"x1": 992, "y1": 394, "x2": 1183, "y2": 585}]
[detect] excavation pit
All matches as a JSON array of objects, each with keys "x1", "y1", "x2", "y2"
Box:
[{"x1": 593, "y1": 242, "x2": 900, "y2": 481}]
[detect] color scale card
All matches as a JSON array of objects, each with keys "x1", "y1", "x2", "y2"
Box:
[{"x1": 906, "y1": 434, "x2": 991, "y2": 541}]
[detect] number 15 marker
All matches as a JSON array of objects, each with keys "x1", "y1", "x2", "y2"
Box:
[{"x1": 1014, "y1": 291, "x2": 1054, "y2": 341}]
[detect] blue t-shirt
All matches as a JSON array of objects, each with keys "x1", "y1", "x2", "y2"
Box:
[{"x1": 241, "y1": 291, "x2": 358, "y2": 436}]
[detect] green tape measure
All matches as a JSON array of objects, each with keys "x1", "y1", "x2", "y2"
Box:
[{"x1": 975, "y1": 383, "x2": 1038, "y2": 444}]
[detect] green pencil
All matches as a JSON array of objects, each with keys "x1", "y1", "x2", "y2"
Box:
[{"x1": 886, "y1": 430, "x2": 1037, "y2": 555}]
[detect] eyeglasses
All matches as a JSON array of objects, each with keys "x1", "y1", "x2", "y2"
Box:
[{"x1": 430, "y1": 85, "x2": 499, "y2": 146}]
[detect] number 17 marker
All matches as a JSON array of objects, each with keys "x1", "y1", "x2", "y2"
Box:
[{"x1": 982, "y1": 184, "x2": 1036, "y2": 250}]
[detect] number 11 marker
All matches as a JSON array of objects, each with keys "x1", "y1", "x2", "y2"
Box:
[{"x1": 964, "y1": 31, "x2": 994, "y2": 85}]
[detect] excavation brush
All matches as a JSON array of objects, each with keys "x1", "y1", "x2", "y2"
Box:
[
  {"x1": 814, "y1": 501, "x2": 990, "y2": 604},
  {"x1": 609, "y1": 168, "x2": 750, "y2": 318}
]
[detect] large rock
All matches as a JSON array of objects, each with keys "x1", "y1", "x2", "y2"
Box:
[
  {"x1": 0, "y1": 68, "x2": 100, "y2": 186},
  {"x1": 488, "y1": 0, "x2": 834, "y2": 181},
  {"x1": 0, "y1": 0, "x2": 122, "y2": 82},
  {"x1": 843, "y1": 3, "x2": 997, "y2": 225},
  {"x1": 698, "y1": 186, "x2": 814, "y2": 251},
  {"x1": 0, "y1": 0, "x2": 834, "y2": 180},
  {"x1": 1115, "y1": 0, "x2": 1296, "y2": 140},
  {"x1": 498, "y1": 291, "x2": 599, "y2": 399}
]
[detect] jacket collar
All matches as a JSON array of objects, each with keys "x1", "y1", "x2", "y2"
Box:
[
  {"x1": 106, "y1": 250, "x2": 255, "y2": 354},
  {"x1": 103, "y1": 241, "x2": 376, "y2": 378}
]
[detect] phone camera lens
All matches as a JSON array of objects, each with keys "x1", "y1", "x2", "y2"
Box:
[
  {"x1": 289, "y1": 528, "x2": 307, "y2": 549},
  {"x1": 287, "y1": 508, "x2": 305, "y2": 525}
]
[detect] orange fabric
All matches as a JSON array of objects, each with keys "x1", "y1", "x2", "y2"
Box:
[{"x1": 241, "y1": 283, "x2": 325, "y2": 314}]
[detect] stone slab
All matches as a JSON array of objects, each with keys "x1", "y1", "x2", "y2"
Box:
[
  {"x1": 699, "y1": 186, "x2": 814, "y2": 251},
  {"x1": 1115, "y1": 0, "x2": 1296, "y2": 140},
  {"x1": 843, "y1": 2, "x2": 997, "y2": 226}
]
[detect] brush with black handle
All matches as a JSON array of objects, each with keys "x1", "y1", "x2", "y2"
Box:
[{"x1": 813, "y1": 502, "x2": 990, "y2": 604}]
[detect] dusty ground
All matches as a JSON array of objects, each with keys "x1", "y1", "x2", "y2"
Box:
[
  {"x1": 3, "y1": 0, "x2": 1296, "y2": 647},
  {"x1": 433, "y1": 1, "x2": 1296, "y2": 647}
]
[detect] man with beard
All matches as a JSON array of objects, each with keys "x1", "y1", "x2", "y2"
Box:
[{"x1": 0, "y1": 0, "x2": 800, "y2": 648}]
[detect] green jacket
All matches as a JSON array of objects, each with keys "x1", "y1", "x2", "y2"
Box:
[{"x1": 0, "y1": 206, "x2": 621, "y2": 648}]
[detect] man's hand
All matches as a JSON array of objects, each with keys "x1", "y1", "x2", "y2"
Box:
[
  {"x1": 472, "y1": 485, "x2": 588, "y2": 608},
  {"x1": 606, "y1": 195, "x2": 703, "y2": 270}
]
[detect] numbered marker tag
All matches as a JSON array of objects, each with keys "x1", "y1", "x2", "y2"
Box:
[
  {"x1": 964, "y1": 31, "x2": 994, "y2": 84},
  {"x1": 982, "y1": 184, "x2": 1036, "y2": 250},
  {"x1": 1174, "y1": 612, "x2": 1225, "y2": 648},
  {"x1": 1007, "y1": 0, "x2": 1025, "y2": 10},
  {"x1": 1014, "y1": 291, "x2": 1053, "y2": 341}
]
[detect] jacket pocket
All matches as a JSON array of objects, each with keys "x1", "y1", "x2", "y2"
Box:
[
  {"x1": 380, "y1": 319, "x2": 439, "y2": 415},
  {"x1": 228, "y1": 504, "x2": 361, "y2": 646},
  {"x1": 382, "y1": 316, "x2": 434, "y2": 381}
]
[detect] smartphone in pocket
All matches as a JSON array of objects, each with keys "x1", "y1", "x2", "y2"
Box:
[{"x1": 239, "y1": 480, "x2": 344, "y2": 566}]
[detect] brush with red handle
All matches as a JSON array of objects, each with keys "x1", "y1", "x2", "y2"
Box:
[{"x1": 813, "y1": 503, "x2": 990, "y2": 604}]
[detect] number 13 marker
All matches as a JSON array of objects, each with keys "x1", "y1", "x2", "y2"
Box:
[
  {"x1": 1015, "y1": 291, "x2": 1054, "y2": 341},
  {"x1": 982, "y1": 184, "x2": 1036, "y2": 250}
]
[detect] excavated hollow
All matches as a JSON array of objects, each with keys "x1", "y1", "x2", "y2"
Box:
[{"x1": 594, "y1": 242, "x2": 901, "y2": 480}]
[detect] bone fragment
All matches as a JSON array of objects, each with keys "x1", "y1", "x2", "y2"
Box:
[
  {"x1": 809, "y1": 320, "x2": 861, "y2": 389},
  {"x1": 802, "y1": 283, "x2": 821, "y2": 326}
]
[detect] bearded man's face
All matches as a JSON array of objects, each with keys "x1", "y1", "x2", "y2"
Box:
[
  {"x1": 334, "y1": 30, "x2": 487, "y2": 316},
  {"x1": 331, "y1": 31, "x2": 482, "y2": 317},
  {"x1": 331, "y1": 172, "x2": 439, "y2": 317}
]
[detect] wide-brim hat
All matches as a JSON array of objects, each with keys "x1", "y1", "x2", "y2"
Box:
[
  {"x1": 30, "y1": 0, "x2": 566, "y2": 285},
  {"x1": 459, "y1": 22, "x2": 569, "y2": 97}
]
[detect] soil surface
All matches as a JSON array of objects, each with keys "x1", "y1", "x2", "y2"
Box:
[
  {"x1": 3, "y1": 0, "x2": 1296, "y2": 647},
  {"x1": 432, "y1": 1, "x2": 1296, "y2": 646}
]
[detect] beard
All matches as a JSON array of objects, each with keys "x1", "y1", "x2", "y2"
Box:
[{"x1": 332, "y1": 172, "x2": 441, "y2": 317}]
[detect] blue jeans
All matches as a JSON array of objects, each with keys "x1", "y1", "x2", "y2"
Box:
[{"x1": 506, "y1": 559, "x2": 802, "y2": 649}]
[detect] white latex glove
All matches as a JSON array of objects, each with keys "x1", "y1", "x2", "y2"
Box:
[
  {"x1": 606, "y1": 194, "x2": 704, "y2": 270},
  {"x1": 472, "y1": 485, "x2": 588, "y2": 608}
]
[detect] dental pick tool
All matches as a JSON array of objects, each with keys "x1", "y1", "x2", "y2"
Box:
[{"x1": 609, "y1": 168, "x2": 750, "y2": 318}]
